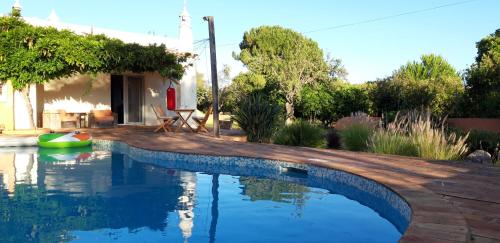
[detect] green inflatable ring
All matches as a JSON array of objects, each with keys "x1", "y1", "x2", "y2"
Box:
[
  {"x1": 38, "y1": 140, "x2": 92, "y2": 148},
  {"x1": 38, "y1": 133, "x2": 92, "y2": 148}
]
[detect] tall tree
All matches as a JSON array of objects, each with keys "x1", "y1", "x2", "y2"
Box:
[
  {"x1": 463, "y1": 29, "x2": 500, "y2": 117},
  {"x1": 235, "y1": 26, "x2": 329, "y2": 123},
  {"x1": 298, "y1": 81, "x2": 372, "y2": 125},
  {"x1": 383, "y1": 54, "x2": 463, "y2": 116}
]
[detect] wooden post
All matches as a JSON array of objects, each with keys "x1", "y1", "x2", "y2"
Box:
[{"x1": 203, "y1": 16, "x2": 220, "y2": 137}]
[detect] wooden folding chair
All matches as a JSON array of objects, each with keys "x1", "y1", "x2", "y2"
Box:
[
  {"x1": 151, "y1": 104, "x2": 178, "y2": 133},
  {"x1": 193, "y1": 106, "x2": 212, "y2": 133}
]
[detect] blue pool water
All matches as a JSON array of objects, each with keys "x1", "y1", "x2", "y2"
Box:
[{"x1": 0, "y1": 143, "x2": 410, "y2": 243}]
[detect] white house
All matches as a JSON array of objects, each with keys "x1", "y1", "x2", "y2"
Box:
[{"x1": 0, "y1": 0, "x2": 197, "y2": 130}]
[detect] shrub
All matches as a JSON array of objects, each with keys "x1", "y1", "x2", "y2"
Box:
[
  {"x1": 389, "y1": 110, "x2": 469, "y2": 160},
  {"x1": 326, "y1": 128, "x2": 342, "y2": 149},
  {"x1": 370, "y1": 55, "x2": 464, "y2": 117},
  {"x1": 340, "y1": 123, "x2": 373, "y2": 151},
  {"x1": 273, "y1": 120, "x2": 326, "y2": 148},
  {"x1": 196, "y1": 85, "x2": 212, "y2": 112},
  {"x1": 408, "y1": 112, "x2": 468, "y2": 160},
  {"x1": 466, "y1": 129, "x2": 500, "y2": 162},
  {"x1": 368, "y1": 110, "x2": 469, "y2": 160},
  {"x1": 232, "y1": 93, "x2": 281, "y2": 143},
  {"x1": 369, "y1": 129, "x2": 418, "y2": 157},
  {"x1": 297, "y1": 81, "x2": 373, "y2": 125}
]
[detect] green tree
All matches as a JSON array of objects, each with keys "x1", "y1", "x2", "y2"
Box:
[
  {"x1": 196, "y1": 72, "x2": 212, "y2": 111},
  {"x1": 197, "y1": 65, "x2": 236, "y2": 113},
  {"x1": 372, "y1": 54, "x2": 463, "y2": 117},
  {"x1": 231, "y1": 72, "x2": 267, "y2": 95},
  {"x1": 235, "y1": 26, "x2": 329, "y2": 123},
  {"x1": 463, "y1": 29, "x2": 500, "y2": 117},
  {"x1": 368, "y1": 78, "x2": 400, "y2": 119},
  {"x1": 297, "y1": 81, "x2": 372, "y2": 125}
]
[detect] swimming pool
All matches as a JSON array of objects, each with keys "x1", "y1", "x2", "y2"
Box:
[{"x1": 0, "y1": 141, "x2": 410, "y2": 242}]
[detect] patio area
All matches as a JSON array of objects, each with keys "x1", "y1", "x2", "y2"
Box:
[
  {"x1": 1, "y1": 126, "x2": 499, "y2": 242},
  {"x1": 63, "y1": 126, "x2": 500, "y2": 243}
]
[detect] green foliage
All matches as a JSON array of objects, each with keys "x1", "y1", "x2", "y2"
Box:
[
  {"x1": 236, "y1": 26, "x2": 330, "y2": 121},
  {"x1": 0, "y1": 16, "x2": 186, "y2": 91},
  {"x1": 232, "y1": 93, "x2": 282, "y2": 143},
  {"x1": 407, "y1": 112, "x2": 469, "y2": 160},
  {"x1": 370, "y1": 54, "x2": 463, "y2": 117},
  {"x1": 462, "y1": 29, "x2": 500, "y2": 118},
  {"x1": 340, "y1": 123, "x2": 374, "y2": 151},
  {"x1": 298, "y1": 81, "x2": 373, "y2": 125},
  {"x1": 369, "y1": 111, "x2": 469, "y2": 160},
  {"x1": 467, "y1": 130, "x2": 500, "y2": 153},
  {"x1": 227, "y1": 72, "x2": 284, "y2": 112},
  {"x1": 369, "y1": 117, "x2": 418, "y2": 157},
  {"x1": 326, "y1": 128, "x2": 342, "y2": 149},
  {"x1": 273, "y1": 120, "x2": 326, "y2": 148},
  {"x1": 367, "y1": 78, "x2": 399, "y2": 118},
  {"x1": 219, "y1": 86, "x2": 237, "y2": 113},
  {"x1": 455, "y1": 129, "x2": 500, "y2": 162},
  {"x1": 196, "y1": 72, "x2": 212, "y2": 112},
  {"x1": 0, "y1": 16, "x2": 187, "y2": 128},
  {"x1": 297, "y1": 84, "x2": 331, "y2": 122},
  {"x1": 196, "y1": 66, "x2": 239, "y2": 113},
  {"x1": 369, "y1": 129, "x2": 418, "y2": 157},
  {"x1": 231, "y1": 72, "x2": 267, "y2": 94},
  {"x1": 239, "y1": 177, "x2": 308, "y2": 215},
  {"x1": 197, "y1": 86, "x2": 212, "y2": 112},
  {"x1": 239, "y1": 177, "x2": 309, "y2": 203}
]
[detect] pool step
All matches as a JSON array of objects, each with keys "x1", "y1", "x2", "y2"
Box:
[{"x1": 280, "y1": 166, "x2": 308, "y2": 178}]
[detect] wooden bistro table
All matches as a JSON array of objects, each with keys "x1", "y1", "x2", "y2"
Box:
[
  {"x1": 173, "y1": 109, "x2": 196, "y2": 133},
  {"x1": 66, "y1": 112, "x2": 89, "y2": 128}
]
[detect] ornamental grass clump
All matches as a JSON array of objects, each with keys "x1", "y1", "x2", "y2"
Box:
[
  {"x1": 273, "y1": 120, "x2": 326, "y2": 148},
  {"x1": 407, "y1": 111, "x2": 469, "y2": 160},
  {"x1": 369, "y1": 110, "x2": 469, "y2": 160},
  {"x1": 340, "y1": 123, "x2": 373, "y2": 151},
  {"x1": 232, "y1": 93, "x2": 281, "y2": 143},
  {"x1": 369, "y1": 114, "x2": 418, "y2": 156}
]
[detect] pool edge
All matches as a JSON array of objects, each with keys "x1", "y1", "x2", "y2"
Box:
[{"x1": 93, "y1": 139, "x2": 472, "y2": 243}]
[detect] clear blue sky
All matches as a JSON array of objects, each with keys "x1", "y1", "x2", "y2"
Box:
[{"x1": 1, "y1": 0, "x2": 499, "y2": 83}]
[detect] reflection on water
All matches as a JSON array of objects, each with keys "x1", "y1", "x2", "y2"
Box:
[
  {"x1": 0, "y1": 148, "x2": 402, "y2": 243},
  {"x1": 0, "y1": 150, "x2": 185, "y2": 242},
  {"x1": 240, "y1": 177, "x2": 309, "y2": 217}
]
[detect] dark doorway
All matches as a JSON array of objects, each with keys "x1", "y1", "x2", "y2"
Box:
[{"x1": 111, "y1": 75, "x2": 124, "y2": 124}]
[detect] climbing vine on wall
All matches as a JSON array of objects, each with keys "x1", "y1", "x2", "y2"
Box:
[
  {"x1": 0, "y1": 14, "x2": 190, "y2": 128},
  {"x1": 0, "y1": 15, "x2": 189, "y2": 89}
]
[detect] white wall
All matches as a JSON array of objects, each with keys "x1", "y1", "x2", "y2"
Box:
[
  {"x1": 14, "y1": 84, "x2": 37, "y2": 130},
  {"x1": 143, "y1": 72, "x2": 184, "y2": 126},
  {"x1": 179, "y1": 62, "x2": 197, "y2": 111},
  {"x1": 144, "y1": 72, "x2": 166, "y2": 126},
  {"x1": 43, "y1": 74, "x2": 111, "y2": 112}
]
